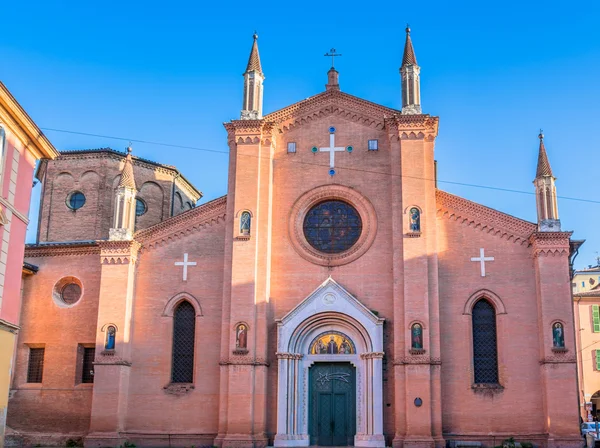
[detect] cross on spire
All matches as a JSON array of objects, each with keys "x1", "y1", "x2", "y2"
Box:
[{"x1": 324, "y1": 48, "x2": 342, "y2": 68}]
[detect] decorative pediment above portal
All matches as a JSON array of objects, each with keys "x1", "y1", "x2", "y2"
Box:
[{"x1": 276, "y1": 277, "x2": 384, "y2": 354}]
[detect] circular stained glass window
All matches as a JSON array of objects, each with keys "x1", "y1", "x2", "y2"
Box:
[
  {"x1": 136, "y1": 198, "x2": 147, "y2": 216},
  {"x1": 61, "y1": 283, "x2": 82, "y2": 305},
  {"x1": 303, "y1": 200, "x2": 362, "y2": 254},
  {"x1": 67, "y1": 191, "x2": 86, "y2": 210}
]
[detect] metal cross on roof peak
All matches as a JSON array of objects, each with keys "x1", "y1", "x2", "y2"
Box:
[{"x1": 324, "y1": 48, "x2": 342, "y2": 69}]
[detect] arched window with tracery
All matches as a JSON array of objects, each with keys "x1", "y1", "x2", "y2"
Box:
[
  {"x1": 171, "y1": 301, "x2": 196, "y2": 383},
  {"x1": 472, "y1": 299, "x2": 499, "y2": 384}
]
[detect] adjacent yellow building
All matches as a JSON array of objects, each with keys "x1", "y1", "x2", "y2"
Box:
[{"x1": 573, "y1": 264, "x2": 600, "y2": 420}]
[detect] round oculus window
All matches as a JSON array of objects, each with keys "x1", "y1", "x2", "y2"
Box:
[
  {"x1": 67, "y1": 191, "x2": 86, "y2": 210},
  {"x1": 135, "y1": 198, "x2": 147, "y2": 216},
  {"x1": 61, "y1": 283, "x2": 82, "y2": 305},
  {"x1": 303, "y1": 200, "x2": 362, "y2": 254}
]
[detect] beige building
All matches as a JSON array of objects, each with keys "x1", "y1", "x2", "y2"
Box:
[{"x1": 574, "y1": 264, "x2": 600, "y2": 420}]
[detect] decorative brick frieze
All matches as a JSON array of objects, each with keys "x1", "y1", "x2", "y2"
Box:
[
  {"x1": 135, "y1": 195, "x2": 227, "y2": 250},
  {"x1": 163, "y1": 383, "x2": 195, "y2": 395},
  {"x1": 529, "y1": 231, "x2": 572, "y2": 258},
  {"x1": 437, "y1": 189, "x2": 537, "y2": 244},
  {"x1": 276, "y1": 352, "x2": 303, "y2": 360},
  {"x1": 24, "y1": 241, "x2": 100, "y2": 258},
  {"x1": 98, "y1": 240, "x2": 141, "y2": 264},
  {"x1": 393, "y1": 356, "x2": 441, "y2": 365}
]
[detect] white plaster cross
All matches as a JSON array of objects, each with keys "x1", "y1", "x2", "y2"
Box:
[
  {"x1": 318, "y1": 127, "x2": 349, "y2": 175},
  {"x1": 174, "y1": 253, "x2": 197, "y2": 281},
  {"x1": 470, "y1": 248, "x2": 495, "y2": 277}
]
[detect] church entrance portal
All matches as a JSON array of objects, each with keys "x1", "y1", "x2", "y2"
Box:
[{"x1": 309, "y1": 362, "x2": 356, "y2": 446}]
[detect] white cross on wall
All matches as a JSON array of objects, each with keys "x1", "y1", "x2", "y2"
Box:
[
  {"x1": 470, "y1": 248, "x2": 495, "y2": 277},
  {"x1": 319, "y1": 127, "x2": 349, "y2": 175},
  {"x1": 174, "y1": 253, "x2": 197, "y2": 281}
]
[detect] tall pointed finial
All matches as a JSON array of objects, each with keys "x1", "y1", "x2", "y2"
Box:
[
  {"x1": 533, "y1": 130, "x2": 560, "y2": 231},
  {"x1": 118, "y1": 145, "x2": 136, "y2": 189},
  {"x1": 241, "y1": 32, "x2": 265, "y2": 120},
  {"x1": 245, "y1": 31, "x2": 263, "y2": 75},
  {"x1": 110, "y1": 146, "x2": 137, "y2": 240},
  {"x1": 536, "y1": 129, "x2": 554, "y2": 178},
  {"x1": 402, "y1": 25, "x2": 418, "y2": 67},
  {"x1": 400, "y1": 25, "x2": 421, "y2": 114}
]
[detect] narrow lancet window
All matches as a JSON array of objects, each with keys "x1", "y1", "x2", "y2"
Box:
[
  {"x1": 171, "y1": 301, "x2": 196, "y2": 383},
  {"x1": 472, "y1": 299, "x2": 499, "y2": 384}
]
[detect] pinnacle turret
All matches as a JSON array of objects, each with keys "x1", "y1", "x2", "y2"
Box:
[
  {"x1": 109, "y1": 146, "x2": 138, "y2": 241},
  {"x1": 400, "y1": 26, "x2": 422, "y2": 115},
  {"x1": 240, "y1": 33, "x2": 265, "y2": 120},
  {"x1": 533, "y1": 131, "x2": 560, "y2": 231}
]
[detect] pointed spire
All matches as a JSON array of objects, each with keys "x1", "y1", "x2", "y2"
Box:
[
  {"x1": 402, "y1": 26, "x2": 418, "y2": 67},
  {"x1": 240, "y1": 32, "x2": 265, "y2": 120},
  {"x1": 536, "y1": 131, "x2": 554, "y2": 178},
  {"x1": 118, "y1": 146, "x2": 136, "y2": 189},
  {"x1": 244, "y1": 32, "x2": 263, "y2": 75},
  {"x1": 400, "y1": 25, "x2": 422, "y2": 115}
]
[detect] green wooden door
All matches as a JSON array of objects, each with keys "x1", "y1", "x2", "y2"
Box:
[{"x1": 309, "y1": 362, "x2": 355, "y2": 446}]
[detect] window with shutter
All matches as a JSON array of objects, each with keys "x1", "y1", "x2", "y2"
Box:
[
  {"x1": 596, "y1": 350, "x2": 600, "y2": 371},
  {"x1": 592, "y1": 305, "x2": 600, "y2": 333}
]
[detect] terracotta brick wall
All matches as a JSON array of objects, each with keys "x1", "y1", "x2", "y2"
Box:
[{"x1": 37, "y1": 151, "x2": 199, "y2": 243}]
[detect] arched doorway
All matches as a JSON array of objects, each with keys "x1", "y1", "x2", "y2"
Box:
[{"x1": 273, "y1": 278, "x2": 385, "y2": 448}]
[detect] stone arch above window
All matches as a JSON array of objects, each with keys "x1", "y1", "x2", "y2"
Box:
[
  {"x1": 162, "y1": 292, "x2": 203, "y2": 317},
  {"x1": 463, "y1": 289, "x2": 507, "y2": 315}
]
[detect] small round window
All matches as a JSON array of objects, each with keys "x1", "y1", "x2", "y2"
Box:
[
  {"x1": 67, "y1": 191, "x2": 86, "y2": 210},
  {"x1": 52, "y1": 276, "x2": 83, "y2": 308},
  {"x1": 136, "y1": 198, "x2": 147, "y2": 216},
  {"x1": 303, "y1": 200, "x2": 362, "y2": 254},
  {"x1": 61, "y1": 283, "x2": 82, "y2": 305}
]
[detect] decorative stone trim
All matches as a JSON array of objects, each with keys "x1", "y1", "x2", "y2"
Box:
[
  {"x1": 393, "y1": 356, "x2": 441, "y2": 365},
  {"x1": 163, "y1": 383, "x2": 194, "y2": 395},
  {"x1": 235, "y1": 235, "x2": 251, "y2": 241},
  {"x1": 94, "y1": 357, "x2": 131, "y2": 367},
  {"x1": 219, "y1": 358, "x2": 269, "y2": 367},
  {"x1": 0, "y1": 318, "x2": 19, "y2": 333},
  {"x1": 276, "y1": 352, "x2": 303, "y2": 360},
  {"x1": 101, "y1": 349, "x2": 115, "y2": 356},
  {"x1": 409, "y1": 349, "x2": 426, "y2": 355},
  {"x1": 232, "y1": 349, "x2": 249, "y2": 355},
  {"x1": 288, "y1": 184, "x2": 378, "y2": 267},
  {"x1": 529, "y1": 231, "x2": 572, "y2": 258},
  {"x1": 436, "y1": 190, "x2": 536, "y2": 245},
  {"x1": 551, "y1": 347, "x2": 569, "y2": 353},
  {"x1": 360, "y1": 352, "x2": 385, "y2": 359},
  {"x1": 99, "y1": 240, "x2": 141, "y2": 265},
  {"x1": 471, "y1": 383, "x2": 504, "y2": 394},
  {"x1": 25, "y1": 241, "x2": 100, "y2": 258},
  {"x1": 405, "y1": 231, "x2": 421, "y2": 238},
  {"x1": 540, "y1": 355, "x2": 577, "y2": 364}
]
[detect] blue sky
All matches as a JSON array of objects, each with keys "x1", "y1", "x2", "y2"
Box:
[{"x1": 1, "y1": 0, "x2": 599, "y2": 269}]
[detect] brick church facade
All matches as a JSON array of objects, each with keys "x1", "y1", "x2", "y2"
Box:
[{"x1": 8, "y1": 30, "x2": 582, "y2": 448}]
